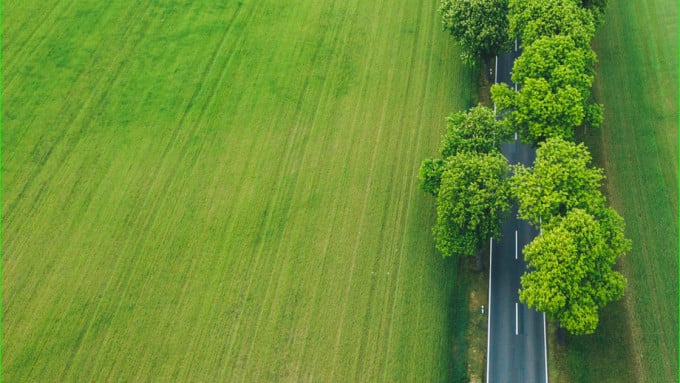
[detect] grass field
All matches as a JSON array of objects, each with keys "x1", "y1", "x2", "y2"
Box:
[
  {"x1": 2, "y1": 1, "x2": 474, "y2": 381},
  {"x1": 550, "y1": 0, "x2": 678, "y2": 381}
]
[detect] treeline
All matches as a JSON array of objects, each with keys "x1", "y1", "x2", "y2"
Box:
[{"x1": 420, "y1": 0, "x2": 630, "y2": 335}]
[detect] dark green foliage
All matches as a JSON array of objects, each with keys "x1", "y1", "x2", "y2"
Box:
[
  {"x1": 511, "y1": 35, "x2": 596, "y2": 91},
  {"x1": 519, "y1": 208, "x2": 630, "y2": 335},
  {"x1": 581, "y1": 0, "x2": 607, "y2": 26},
  {"x1": 438, "y1": 0, "x2": 511, "y2": 64},
  {"x1": 419, "y1": 158, "x2": 446, "y2": 196},
  {"x1": 419, "y1": 105, "x2": 512, "y2": 259},
  {"x1": 508, "y1": 0, "x2": 596, "y2": 49},
  {"x1": 440, "y1": 104, "x2": 512, "y2": 157},
  {"x1": 510, "y1": 137, "x2": 605, "y2": 225},
  {"x1": 434, "y1": 152, "x2": 511, "y2": 258},
  {"x1": 492, "y1": 35, "x2": 601, "y2": 144},
  {"x1": 419, "y1": 105, "x2": 509, "y2": 195}
]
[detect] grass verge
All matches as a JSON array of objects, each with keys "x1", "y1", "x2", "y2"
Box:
[{"x1": 550, "y1": 0, "x2": 678, "y2": 381}]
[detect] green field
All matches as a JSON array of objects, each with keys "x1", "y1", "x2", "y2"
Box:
[
  {"x1": 550, "y1": 0, "x2": 678, "y2": 381},
  {"x1": 2, "y1": 1, "x2": 473, "y2": 381}
]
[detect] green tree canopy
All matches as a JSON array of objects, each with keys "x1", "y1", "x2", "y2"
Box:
[
  {"x1": 511, "y1": 35, "x2": 595, "y2": 93},
  {"x1": 510, "y1": 137, "x2": 605, "y2": 225},
  {"x1": 434, "y1": 152, "x2": 511, "y2": 258},
  {"x1": 438, "y1": 0, "x2": 511, "y2": 64},
  {"x1": 581, "y1": 0, "x2": 607, "y2": 26},
  {"x1": 440, "y1": 104, "x2": 512, "y2": 158},
  {"x1": 419, "y1": 158, "x2": 446, "y2": 196},
  {"x1": 519, "y1": 208, "x2": 630, "y2": 335},
  {"x1": 491, "y1": 34, "x2": 604, "y2": 144},
  {"x1": 509, "y1": 0, "x2": 595, "y2": 49},
  {"x1": 419, "y1": 105, "x2": 510, "y2": 195},
  {"x1": 492, "y1": 78, "x2": 585, "y2": 144}
]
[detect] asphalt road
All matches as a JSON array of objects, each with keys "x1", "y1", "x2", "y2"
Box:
[{"x1": 486, "y1": 42, "x2": 548, "y2": 383}]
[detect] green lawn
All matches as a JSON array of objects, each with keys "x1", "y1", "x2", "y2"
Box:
[
  {"x1": 551, "y1": 0, "x2": 678, "y2": 381},
  {"x1": 2, "y1": 1, "x2": 472, "y2": 381}
]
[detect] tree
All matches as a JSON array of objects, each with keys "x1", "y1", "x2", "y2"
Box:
[
  {"x1": 440, "y1": 104, "x2": 512, "y2": 157},
  {"x1": 419, "y1": 158, "x2": 446, "y2": 196},
  {"x1": 491, "y1": 34, "x2": 604, "y2": 144},
  {"x1": 515, "y1": 78, "x2": 584, "y2": 143},
  {"x1": 434, "y1": 152, "x2": 511, "y2": 259},
  {"x1": 519, "y1": 208, "x2": 630, "y2": 335},
  {"x1": 581, "y1": 0, "x2": 607, "y2": 26},
  {"x1": 438, "y1": 0, "x2": 511, "y2": 65},
  {"x1": 419, "y1": 105, "x2": 510, "y2": 195},
  {"x1": 508, "y1": 0, "x2": 595, "y2": 49},
  {"x1": 514, "y1": 35, "x2": 604, "y2": 135},
  {"x1": 511, "y1": 35, "x2": 595, "y2": 94},
  {"x1": 492, "y1": 78, "x2": 585, "y2": 144},
  {"x1": 510, "y1": 137, "x2": 605, "y2": 225}
]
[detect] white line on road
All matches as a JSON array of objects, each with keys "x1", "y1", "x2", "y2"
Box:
[
  {"x1": 514, "y1": 82, "x2": 518, "y2": 92},
  {"x1": 515, "y1": 303, "x2": 519, "y2": 335},
  {"x1": 543, "y1": 313, "x2": 549, "y2": 383},
  {"x1": 486, "y1": 237, "x2": 493, "y2": 383},
  {"x1": 515, "y1": 38, "x2": 518, "y2": 52},
  {"x1": 515, "y1": 131, "x2": 518, "y2": 141},
  {"x1": 494, "y1": 56, "x2": 498, "y2": 84},
  {"x1": 515, "y1": 230, "x2": 518, "y2": 260}
]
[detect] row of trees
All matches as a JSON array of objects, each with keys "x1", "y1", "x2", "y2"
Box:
[
  {"x1": 423, "y1": 0, "x2": 630, "y2": 335},
  {"x1": 513, "y1": 138, "x2": 630, "y2": 334},
  {"x1": 419, "y1": 106, "x2": 512, "y2": 268}
]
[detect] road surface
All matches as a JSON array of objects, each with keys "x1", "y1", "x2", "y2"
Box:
[{"x1": 486, "y1": 42, "x2": 549, "y2": 383}]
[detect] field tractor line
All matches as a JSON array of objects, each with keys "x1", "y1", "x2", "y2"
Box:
[
  {"x1": 177, "y1": 261, "x2": 230, "y2": 381},
  {"x1": 358, "y1": 25, "x2": 423, "y2": 383},
  {"x1": 214, "y1": 142, "x2": 294, "y2": 370},
  {"x1": 626, "y1": 117, "x2": 674, "y2": 379},
  {"x1": 3, "y1": 0, "x2": 159, "y2": 227},
  {"x1": 328, "y1": 27, "x2": 399, "y2": 383},
  {"x1": 2, "y1": 7, "x2": 162, "y2": 300},
  {"x1": 626, "y1": 208, "x2": 662, "y2": 383},
  {"x1": 380, "y1": 6, "x2": 439, "y2": 374},
  {"x1": 66, "y1": 141, "x2": 212, "y2": 380},
  {"x1": 291, "y1": 105, "x2": 368, "y2": 380},
  {"x1": 29, "y1": 185, "x2": 136, "y2": 378},
  {"x1": 142, "y1": 6, "x2": 254, "y2": 208},
  {"x1": 4, "y1": 0, "x2": 132, "y2": 97},
  {"x1": 37, "y1": 218, "x2": 143, "y2": 380},
  {"x1": 113, "y1": 6, "x2": 259, "y2": 290},
  {"x1": 225, "y1": 118, "x2": 317, "y2": 380},
  {"x1": 614, "y1": 103, "x2": 666, "y2": 383},
  {"x1": 236, "y1": 10, "x2": 358, "y2": 380},
  {"x1": 27, "y1": 162, "x2": 154, "y2": 377},
  {"x1": 61, "y1": 229, "x2": 162, "y2": 379},
  {"x1": 292, "y1": 22, "x2": 375, "y2": 378},
  {"x1": 186, "y1": 155, "x2": 270, "y2": 366},
  {"x1": 270, "y1": 9, "x2": 367, "y2": 378},
  {"x1": 352, "y1": 174, "x2": 398, "y2": 381},
  {"x1": 214, "y1": 151, "x2": 278, "y2": 377},
  {"x1": 3, "y1": 0, "x2": 76, "y2": 80},
  {"x1": 288, "y1": 193, "x2": 343, "y2": 380},
  {"x1": 149, "y1": 2, "x2": 254, "y2": 178},
  {"x1": 321, "y1": 16, "x2": 383, "y2": 381},
  {"x1": 2, "y1": 0, "x2": 148, "y2": 161},
  {"x1": 168, "y1": 6, "x2": 253, "y2": 171},
  {"x1": 6, "y1": 251, "x2": 93, "y2": 381}
]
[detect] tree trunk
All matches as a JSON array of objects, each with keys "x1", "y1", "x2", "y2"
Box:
[
  {"x1": 556, "y1": 325, "x2": 566, "y2": 346},
  {"x1": 476, "y1": 248, "x2": 483, "y2": 272}
]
